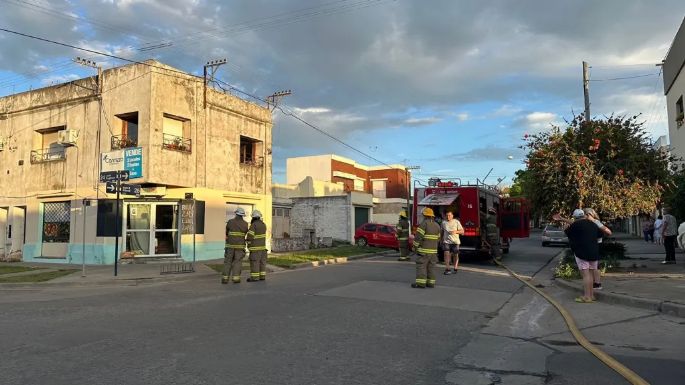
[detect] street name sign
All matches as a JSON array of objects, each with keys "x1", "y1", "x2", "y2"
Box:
[{"x1": 100, "y1": 170, "x2": 130, "y2": 182}]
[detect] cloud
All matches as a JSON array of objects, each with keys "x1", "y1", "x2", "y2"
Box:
[
  {"x1": 417, "y1": 146, "x2": 525, "y2": 163},
  {"x1": 403, "y1": 116, "x2": 442, "y2": 126},
  {"x1": 456, "y1": 113, "x2": 469, "y2": 121},
  {"x1": 40, "y1": 74, "x2": 80, "y2": 86}
]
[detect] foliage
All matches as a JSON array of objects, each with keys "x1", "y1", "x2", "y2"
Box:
[
  {"x1": 554, "y1": 250, "x2": 581, "y2": 279},
  {"x1": 0, "y1": 265, "x2": 41, "y2": 275},
  {"x1": 663, "y1": 168, "x2": 685, "y2": 223},
  {"x1": 521, "y1": 114, "x2": 677, "y2": 220}
]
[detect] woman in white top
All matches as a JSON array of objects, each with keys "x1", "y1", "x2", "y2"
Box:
[{"x1": 654, "y1": 215, "x2": 664, "y2": 245}]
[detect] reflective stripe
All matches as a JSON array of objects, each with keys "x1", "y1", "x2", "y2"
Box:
[
  {"x1": 228, "y1": 231, "x2": 246, "y2": 236},
  {"x1": 226, "y1": 244, "x2": 245, "y2": 249},
  {"x1": 397, "y1": 237, "x2": 408, "y2": 241},
  {"x1": 416, "y1": 228, "x2": 426, "y2": 235},
  {"x1": 248, "y1": 246, "x2": 267, "y2": 251},
  {"x1": 247, "y1": 231, "x2": 255, "y2": 236},
  {"x1": 424, "y1": 235, "x2": 439, "y2": 240},
  {"x1": 415, "y1": 278, "x2": 427, "y2": 283},
  {"x1": 417, "y1": 247, "x2": 437, "y2": 254},
  {"x1": 427, "y1": 279, "x2": 436, "y2": 284},
  {"x1": 250, "y1": 273, "x2": 260, "y2": 277},
  {"x1": 253, "y1": 234, "x2": 267, "y2": 238},
  {"x1": 259, "y1": 272, "x2": 266, "y2": 275}
]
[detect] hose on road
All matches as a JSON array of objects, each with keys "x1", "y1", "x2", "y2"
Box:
[{"x1": 494, "y1": 259, "x2": 650, "y2": 385}]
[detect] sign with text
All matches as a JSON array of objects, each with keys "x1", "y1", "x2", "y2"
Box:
[
  {"x1": 100, "y1": 170, "x2": 129, "y2": 183},
  {"x1": 106, "y1": 182, "x2": 140, "y2": 196},
  {"x1": 101, "y1": 147, "x2": 143, "y2": 179}
]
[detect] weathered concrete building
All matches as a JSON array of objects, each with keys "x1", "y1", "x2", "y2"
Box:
[
  {"x1": 0, "y1": 60, "x2": 272, "y2": 264},
  {"x1": 271, "y1": 176, "x2": 373, "y2": 251},
  {"x1": 664, "y1": 16, "x2": 685, "y2": 160}
]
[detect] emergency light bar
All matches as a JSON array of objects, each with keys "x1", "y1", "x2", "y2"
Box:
[{"x1": 428, "y1": 178, "x2": 459, "y2": 188}]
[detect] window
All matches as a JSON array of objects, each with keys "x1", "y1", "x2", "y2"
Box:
[
  {"x1": 380, "y1": 226, "x2": 392, "y2": 234},
  {"x1": 372, "y1": 180, "x2": 387, "y2": 198},
  {"x1": 354, "y1": 179, "x2": 365, "y2": 191},
  {"x1": 677, "y1": 96, "x2": 684, "y2": 128},
  {"x1": 240, "y1": 135, "x2": 263, "y2": 165},
  {"x1": 112, "y1": 112, "x2": 138, "y2": 149},
  {"x1": 273, "y1": 207, "x2": 291, "y2": 217},
  {"x1": 43, "y1": 201, "x2": 70, "y2": 242},
  {"x1": 162, "y1": 114, "x2": 191, "y2": 152},
  {"x1": 363, "y1": 224, "x2": 377, "y2": 232},
  {"x1": 32, "y1": 126, "x2": 66, "y2": 163}
]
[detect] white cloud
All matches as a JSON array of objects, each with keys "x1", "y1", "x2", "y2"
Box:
[
  {"x1": 40, "y1": 74, "x2": 80, "y2": 86},
  {"x1": 404, "y1": 116, "x2": 442, "y2": 126},
  {"x1": 456, "y1": 113, "x2": 469, "y2": 121}
]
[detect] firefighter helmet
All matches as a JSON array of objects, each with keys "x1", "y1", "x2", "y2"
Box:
[
  {"x1": 252, "y1": 210, "x2": 262, "y2": 218},
  {"x1": 399, "y1": 210, "x2": 408, "y2": 218},
  {"x1": 488, "y1": 207, "x2": 497, "y2": 214},
  {"x1": 234, "y1": 207, "x2": 246, "y2": 216},
  {"x1": 422, "y1": 207, "x2": 435, "y2": 217}
]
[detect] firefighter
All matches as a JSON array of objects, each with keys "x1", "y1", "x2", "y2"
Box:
[
  {"x1": 246, "y1": 210, "x2": 268, "y2": 282},
  {"x1": 485, "y1": 207, "x2": 502, "y2": 262},
  {"x1": 222, "y1": 208, "x2": 249, "y2": 284},
  {"x1": 396, "y1": 210, "x2": 411, "y2": 261},
  {"x1": 411, "y1": 207, "x2": 441, "y2": 288}
]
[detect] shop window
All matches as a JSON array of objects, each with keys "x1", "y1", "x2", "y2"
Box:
[{"x1": 42, "y1": 201, "x2": 70, "y2": 242}]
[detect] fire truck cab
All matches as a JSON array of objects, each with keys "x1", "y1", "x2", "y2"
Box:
[{"x1": 412, "y1": 178, "x2": 530, "y2": 256}]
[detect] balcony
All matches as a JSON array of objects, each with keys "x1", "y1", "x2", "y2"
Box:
[
  {"x1": 31, "y1": 148, "x2": 66, "y2": 163},
  {"x1": 162, "y1": 133, "x2": 192, "y2": 153},
  {"x1": 111, "y1": 134, "x2": 138, "y2": 150}
]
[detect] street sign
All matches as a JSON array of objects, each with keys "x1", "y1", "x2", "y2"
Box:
[
  {"x1": 100, "y1": 170, "x2": 129, "y2": 182},
  {"x1": 120, "y1": 183, "x2": 141, "y2": 196},
  {"x1": 105, "y1": 181, "x2": 140, "y2": 196}
]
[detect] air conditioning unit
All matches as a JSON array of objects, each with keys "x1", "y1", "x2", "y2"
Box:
[{"x1": 57, "y1": 130, "x2": 79, "y2": 146}]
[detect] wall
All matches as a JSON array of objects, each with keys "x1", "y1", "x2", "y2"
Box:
[
  {"x1": 286, "y1": 155, "x2": 332, "y2": 184},
  {"x1": 271, "y1": 237, "x2": 310, "y2": 252},
  {"x1": 290, "y1": 196, "x2": 351, "y2": 242},
  {"x1": 666, "y1": 65, "x2": 685, "y2": 161},
  {"x1": 368, "y1": 168, "x2": 410, "y2": 199}
]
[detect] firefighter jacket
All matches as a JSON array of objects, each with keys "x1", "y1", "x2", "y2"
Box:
[
  {"x1": 225, "y1": 217, "x2": 249, "y2": 249},
  {"x1": 246, "y1": 219, "x2": 268, "y2": 252},
  {"x1": 485, "y1": 215, "x2": 500, "y2": 244},
  {"x1": 396, "y1": 217, "x2": 410, "y2": 242},
  {"x1": 414, "y1": 219, "x2": 441, "y2": 255}
]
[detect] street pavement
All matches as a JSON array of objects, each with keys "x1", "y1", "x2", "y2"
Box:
[{"x1": 0, "y1": 233, "x2": 683, "y2": 384}]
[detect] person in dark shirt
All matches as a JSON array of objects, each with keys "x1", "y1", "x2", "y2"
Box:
[{"x1": 564, "y1": 209, "x2": 604, "y2": 303}]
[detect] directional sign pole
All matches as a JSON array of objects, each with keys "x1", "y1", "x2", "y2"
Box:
[{"x1": 114, "y1": 171, "x2": 121, "y2": 277}]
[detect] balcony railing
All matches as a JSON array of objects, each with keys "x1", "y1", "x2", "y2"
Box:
[
  {"x1": 111, "y1": 134, "x2": 138, "y2": 150},
  {"x1": 240, "y1": 156, "x2": 264, "y2": 167},
  {"x1": 162, "y1": 133, "x2": 192, "y2": 153},
  {"x1": 31, "y1": 148, "x2": 66, "y2": 163}
]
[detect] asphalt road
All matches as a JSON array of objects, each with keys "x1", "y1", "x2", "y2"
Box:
[{"x1": 1, "y1": 234, "x2": 683, "y2": 385}]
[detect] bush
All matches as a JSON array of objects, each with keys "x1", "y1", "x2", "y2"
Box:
[{"x1": 554, "y1": 249, "x2": 581, "y2": 279}]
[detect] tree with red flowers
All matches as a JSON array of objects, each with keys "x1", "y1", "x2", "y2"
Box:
[{"x1": 521, "y1": 114, "x2": 678, "y2": 220}]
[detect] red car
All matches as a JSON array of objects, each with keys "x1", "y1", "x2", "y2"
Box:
[{"x1": 354, "y1": 223, "x2": 414, "y2": 249}]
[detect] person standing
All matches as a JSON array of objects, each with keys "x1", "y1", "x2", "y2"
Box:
[
  {"x1": 223, "y1": 208, "x2": 249, "y2": 284},
  {"x1": 396, "y1": 211, "x2": 411, "y2": 262},
  {"x1": 485, "y1": 207, "x2": 502, "y2": 262},
  {"x1": 441, "y1": 210, "x2": 464, "y2": 274},
  {"x1": 565, "y1": 209, "x2": 604, "y2": 303},
  {"x1": 583, "y1": 208, "x2": 612, "y2": 290},
  {"x1": 246, "y1": 210, "x2": 268, "y2": 282},
  {"x1": 412, "y1": 208, "x2": 441, "y2": 288},
  {"x1": 642, "y1": 217, "x2": 654, "y2": 243},
  {"x1": 654, "y1": 215, "x2": 664, "y2": 245},
  {"x1": 661, "y1": 209, "x2": 678, "y2": 264}
]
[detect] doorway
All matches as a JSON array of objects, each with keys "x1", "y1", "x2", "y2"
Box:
[{"x1": 125, "y1": 202, "x2": 179, "y2": 256}]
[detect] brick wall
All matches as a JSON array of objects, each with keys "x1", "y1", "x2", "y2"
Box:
[{"x1": 290, "y1": 196, "x2": 351, "y2": 242}]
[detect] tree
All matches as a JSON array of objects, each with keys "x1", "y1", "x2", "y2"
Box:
[
  {"x1": 521, "y1": 114, "x2": 677, "y2": 220},
  {"x1": 664, "y1": 169, "x2": 685, "y2": 223}
]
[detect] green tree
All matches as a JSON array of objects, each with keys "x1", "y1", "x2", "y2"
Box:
[{"x1": 522, "y1": 114, "x2": 677, "y2": 220}]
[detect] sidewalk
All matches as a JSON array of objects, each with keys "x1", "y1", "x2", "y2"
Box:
[{"x1": 555, "y1": 232, "x2": 685, "y2": 318}]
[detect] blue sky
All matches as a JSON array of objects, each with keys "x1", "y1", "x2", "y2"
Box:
[{"x1": 0, "y1": 0, "x2": 683, "y2": 186}]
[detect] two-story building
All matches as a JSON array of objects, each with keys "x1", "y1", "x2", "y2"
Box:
[
  {"x1": 0, "y1": 60, "x2": 272, "y2": 264},
  {"x1": 664, "y1": 16, "x2": 685, "y2": 161}
]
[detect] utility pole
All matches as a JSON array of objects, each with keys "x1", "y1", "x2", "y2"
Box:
[
  {"x1": 583, "y1": 61, "x2": 591, "y2": 121},
  {"x1": 266, "y1": 90, "x2": 292, "y2": 111},
  {"x1": 405, "y1": 165, "x2": 420, "y2": 224},
  {"x1": 203, "y1": 58, "x2": 227, "y2": 109}
]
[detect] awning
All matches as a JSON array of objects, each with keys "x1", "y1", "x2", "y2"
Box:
[{"x1": 418, "y1": 193, "x2": 459, "y2": 206}]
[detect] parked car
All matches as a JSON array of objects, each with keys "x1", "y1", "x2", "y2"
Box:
[
  {"x1": 354, "y1": 223, "x2": 414, "y2": 249},
  {"x1": 541, "y1": 224, "x2": 568, "y2": 246}
]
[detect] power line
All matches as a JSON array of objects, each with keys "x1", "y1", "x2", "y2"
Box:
[{"x1": 588, "y1": 73, "x2": 660, "y2": 82}]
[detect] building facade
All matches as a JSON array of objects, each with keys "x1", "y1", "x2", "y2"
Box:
[
  {"x1": 0, "y1": 60, "x2": 272, "y2": 264},
  {"x1": 664, "y1": 17, "x2": 685, "y2": 161}
]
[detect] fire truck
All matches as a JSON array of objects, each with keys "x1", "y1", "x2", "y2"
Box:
[{"x1": 412, "y1": 178, "x2": 530, "y2": 256}]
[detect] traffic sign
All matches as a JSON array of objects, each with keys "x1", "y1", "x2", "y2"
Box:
[
  {"x1": 100, "y1": 170, "x2": 129, "y2": 182},
  {"x1": 105, "y1": 182, "x2": 117, "y2": 193},
  {"x1": 120, "y1": 183, "x2": 141, "y2": 196}
]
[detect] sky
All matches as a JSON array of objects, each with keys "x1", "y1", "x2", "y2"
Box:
[{"x1": 0, "y1": 0, "x2": 683, "y2": 186}]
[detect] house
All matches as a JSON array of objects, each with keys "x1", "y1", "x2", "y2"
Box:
[
  {"x1": 664, "y1": 16, "x2": 685, "y2": 161},
  {"x1": 286, "y1": 154, "x2": 411, "y2": 224},
  {"x1": 0, "y1": 60, "x2": 272, "y2": 264}
]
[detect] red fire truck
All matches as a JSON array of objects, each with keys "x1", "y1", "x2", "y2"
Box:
[{"x1": 412, "y1": 178, "x2": 530, "y2": 255}]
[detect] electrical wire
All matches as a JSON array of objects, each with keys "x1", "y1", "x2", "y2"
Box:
[{"x1": 588, "y1": 73, "x2": 660, "y2": 82}]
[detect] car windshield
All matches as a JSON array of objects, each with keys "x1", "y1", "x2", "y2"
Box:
[{"x1": 546, "y1": 225, "x2": 562, "y2": 231}]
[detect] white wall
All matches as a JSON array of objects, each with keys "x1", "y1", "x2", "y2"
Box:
[
  {"x1": 286, "y1": 155, "x2": 332, "y2": 184},
  {"x1": 667, "y1": 69, "x2": 685, "y2": 161}
]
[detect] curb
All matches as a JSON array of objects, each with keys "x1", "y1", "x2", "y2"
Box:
[
  {"x1": 554, "y1": 278, "x2": 685, "y2": 318},
  {"x1": 285, "y1": 250, "x2": 395, "y2": 270},
  {"x1": 0, "y1": 270, "x2": 218, "y2": 289}
]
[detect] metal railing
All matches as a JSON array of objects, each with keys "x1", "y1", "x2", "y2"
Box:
[
  {"x1": 240, "y1": 155, "x2": 264, "y2": 167},
  {"x1": 111, "y1": 134, "x2": 138, "y2": 150},
  {"x1": 162, "y1": 133, "x2": 192, "y2": 153},
  {"x1": 30, "y1": 148, "x2": 66, "y2": 163}
]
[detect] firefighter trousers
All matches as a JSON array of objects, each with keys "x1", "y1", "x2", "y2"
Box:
[
  {"x1": 415, "y1": 253, "x2": 437, "y2": 287},
  {"x1": 398, "y1": 240, "x2": 410, "y2": 260},
  {"x1": 224, "y1": 248, "x2": 245, "y2": 283},
  {"x1": 249, "y1": 250, "x2": 267, "y2": 280}
]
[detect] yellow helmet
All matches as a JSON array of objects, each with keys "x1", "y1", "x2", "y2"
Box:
[
  {"x1": 422, "y1": 207, "x2": 434, "y2": 217},
  {"x1": 399, "y1": 210, "x2": 408, "y2": 218}
]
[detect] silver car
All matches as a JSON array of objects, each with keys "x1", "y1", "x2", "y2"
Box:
[{"x1": 541, "y1": 224, "x2": 568, "y2": 247}]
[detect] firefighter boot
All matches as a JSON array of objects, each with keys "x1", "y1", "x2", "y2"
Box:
[
  {"x1": 221, "y1": 275, "x2": 229, "y2": 284},
  {"x1": 247, "y1": 272, "x2": 261, "y2": 282}
]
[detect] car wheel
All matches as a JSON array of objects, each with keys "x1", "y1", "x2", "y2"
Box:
[
  {"x1": 356, "y1": 237, "x2": 368, "y2": 247},
  {"x1": 542, "y1": 242, "x2": 548, "y2": 247}
]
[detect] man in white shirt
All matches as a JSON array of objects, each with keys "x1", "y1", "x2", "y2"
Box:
[
  {"x1": 661, "y1": 209, "x2": 678, "y2": 264},
  {"x1": 442, "y1": 210, "x2": 464, "y2": 275}
]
